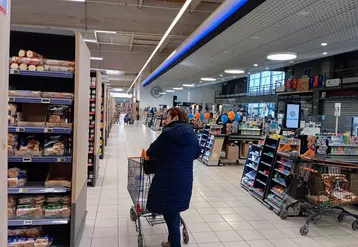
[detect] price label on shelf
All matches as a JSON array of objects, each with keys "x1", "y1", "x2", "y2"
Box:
[
  {"x1": 44, "y1": 128, "x2": 53, "y2": 133},
  {"x1": 8, "y1": 97, "x2": 15, "y2": 102},
  {"x1": 19, "y1": 188, "x2": 28, "y2": 193},
  {"x1": 57, "y1": 157, "x2": 65, "y2": 162},
  {"x1": 23, "y1": 157, "x2": 32, "y2": 162},
  {"x1": 24, "y1": 220, "x2": 33, "y2": 225},
  {"x1": 10, "y1": 70, "x2": 20, "y2": 75},
  {"x1": 41, "y1": 98, "x2": 51, "y2": 104},
  {"x1": 16, "y1": 127, "x2": 25, "y2": 132},
  {"x1": 45, "y1": 188, "x2": 55, "y2": 193}
]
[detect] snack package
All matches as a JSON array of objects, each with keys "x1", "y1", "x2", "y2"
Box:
[
  {"x1": 8, "y1": 134, "x2": 18, "y2": 157},
  {"x1": 8, "y1": 226, "x2": 42, "y2": 238},
  {"x1": 46, "y1": 195, "x2": 71, "y2": 204},
  {"x1": 41, "y1": 92, "x2": 74, "y2": 99},
  {"x1": 16, "y1": 135, "x2": 41, "y2": 156},
  {"x1": 43, "y1": 135, "x2": 65, "y2": 156},
  {"x1": 16, "y1": 205, "x2": 44, "y2": 219},
  {"x1": 18, "y1": 195, "x2": 46, "y2": 205},
  {"x1": 44, "y1": 203, "x2": 71, "y2": 218}
]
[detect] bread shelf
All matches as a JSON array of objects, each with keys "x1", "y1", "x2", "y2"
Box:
[
  {"x1": 8, "y1": 156, "x2": 72, "y2": 163},
  {"x1": 8, "y1": 126, "x2": 72, "y2": 134},
  {"x1": 8, "y1": 184, "x2": 70, "y2": 194},
  {"x1": 9, "y1": 96, "x2": 73, "y2": 105},
  {"x1": 8, "y1": 218, "x2": 70, "y2": 226},
  {"x1": 9, "y1": 69, "x2": 73, "y2": 78}
]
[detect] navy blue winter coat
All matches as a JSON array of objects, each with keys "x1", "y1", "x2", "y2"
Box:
[{"x1": 146, "y1": 121, "x2": 201, "y2": 214}]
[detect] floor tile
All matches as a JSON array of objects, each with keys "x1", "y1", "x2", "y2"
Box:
[
  {"x1": 201, "y1": 214, "x2": 226, "y2": 223},
  {"x1": 269, "y1": 238, "x2": 299, "y2": 247},
  {"x1": 198, "y1": 243, "x2": 224, "y2": 247},
  {"x1": 248, "y1": 220, "x2": 275, "y2": 230},
  {"x1": 92, "y1": 227, "x2": 118, "y2": 238},
  {"x1": 208, "y1": 222, "x2": 234, "y2": 231},
  {"x1": 224, "y1": 241, "x2": 250, "y2": 247},
  {"x1": 193, "y1": 232, "x2": 221, "y2": 243},
  {"x1": 188, "y1": 222, "x2": 212, "y2": 233},
  {"x1": 228, "y1": 221, "x2": 255, "y2": 230},
  {"x1": 312, "y1": 236, "x2": 346, "y2": 247},
  {"x1": 221, "y1": 214, "x2": 245, "y2": 222},
  {"x1": 79, "y1": 238, "x2": 92, "y2": 247},
  {"x1": 236, "y1": 229, "x2": 266, "y2": 241},
  {"x1": 90, "y1": 237, "x2": 118, "y2": 247},
  {"x1": 247, "y1": 240, "x2": 275, "y2": 247},
  {"x1": 258, "y1": 229, "x2": 285, "y2": 239},
  {"x1": 333, "y1": 235, "x2": 358, "y2": 246},
  {"x1": 215, "y1": 230, "x2": 243, "y2": 242},
  {"x1": 291, "y1": 237, "x2": 324, "y2": 247}
]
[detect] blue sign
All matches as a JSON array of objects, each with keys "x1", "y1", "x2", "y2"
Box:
[{"x1": 0, "y1": 0, "x2": 8, "y2": 16}]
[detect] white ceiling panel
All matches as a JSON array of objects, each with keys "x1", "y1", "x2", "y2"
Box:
[{"x1": 150, "y1": 0, "x2": 358, "y2": 87}]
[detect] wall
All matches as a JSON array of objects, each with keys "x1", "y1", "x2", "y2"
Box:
[{"x1": 140, "y1": 84, "x2": 221, "y2": 109}]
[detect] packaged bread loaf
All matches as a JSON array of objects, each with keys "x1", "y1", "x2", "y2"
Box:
[
  {"x1": 18, "y1": 195, "x2": 46, "y2": 205},
  {"x1": 19, "y1": 63, "x2": 28, "y2": 71},
  {"x1": 36, "y1": 65, "x2": 45, "y2": 71},
  {"x1": 46, "y1": 195, "x2": 71, "y2": 204},
  {"x1": 8, "y1": 168, "x2": 27, "y2": 188},
  {"x1": 43, "y1": 59, "x2": 75, "y2": 67},
  {"x1": 18, "y1": 49, "x2": 26, "y2": 57},
  {"x1": 43, "y1": 135, "x2": 65, "y2": 156},
  {"x1": 28, "y1": 65, "x2": 37, "y2": 71},
  {"x1": 10, "y1": 63, "x2": 19, "y2": 70},
  {"x1": 16, "y1": 205, "x2": 44, "y2": 219},
  {"x1": 9, "y1": 90, "x2": 41, "y2": 97},
  {"x1": 45, "y1": 177, "x2": 71, "y2": 188},
  {"x1": 8, "y1": 226, "x2": 42, "y2": 238},
  {"x1": 8, "y1": 207, "x2": 16, "y2": 219},
  {"x1": 10, "y1": 57, "x2": 42, "y2": 66},
  {"x1": 26, "y1": 50, "x2": 43, "y2": 59},
  {"x1": 8, "y1": 195, "x2": 17, "y2": 207},
  {"x1": 17, "y1": 135, "x2": 41, "y2": 156},
  {"x1": 41, "y1": 92, "x2": 74, "y2": 99},
  {"x1": 44, "y1": 203, "x2": 71, "y2": 218},
  {"x1": 44, "y1": 65, "x2": 74, "y2": 73},
  {"x1": 34, "y1": 236, "x2": 53, "y2": 247}
]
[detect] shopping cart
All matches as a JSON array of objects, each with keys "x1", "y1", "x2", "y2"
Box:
[
  {"x1": 280, "y1": 158, "x2": 358, "y2": 236},
  {"x1": 127, "y1": 157, "x2": 190, "y2": 247}
]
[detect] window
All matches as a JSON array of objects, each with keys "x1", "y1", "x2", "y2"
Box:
[
  {"x1": 247, "y1": 102, "x2": 276, "y2": 117},
  {"x1": 249, "y1": 71, "x2": 285, "y2": 94}
]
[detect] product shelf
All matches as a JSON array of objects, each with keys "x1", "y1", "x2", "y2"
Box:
[
  {"x1": 8, "y1": 218, "x2": 70, "y2": 226},
  {"x1": 9, "y1": 96, "x2": 73, "y2": 105},
  {"x1": 9, "y1": 69, "x2": 73, "y2": 78},
  {"x1": 8, "y1": 126, "x2": 72, "y2": 134},
  {"x1": 8, "y1": 156, "x2": 72, "y2": 163}
]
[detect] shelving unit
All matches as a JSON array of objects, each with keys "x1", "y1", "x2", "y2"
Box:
[
  {"x1": 99, "y1": 83, "x2": 106, "y2": 159},
  {"x1": 241, "y1": 144, "x2": 261, "y2": 191},
  {"x1": 7, "y1": 30, "x2": 90, "y2": 247},
  {"x1": 87, "y1": 72, "x2": 102, "y2": 186},
  {"x1": 198, "y1": 125, "x2": 226, "y2": 166}
]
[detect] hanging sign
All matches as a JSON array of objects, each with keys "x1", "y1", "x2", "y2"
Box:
[
  {"x1": 0, "y1": 0, "x2": 8, "y2": 16},
  {"x1": 334, "y1": 103, "x2": 341, "y2": 117}
]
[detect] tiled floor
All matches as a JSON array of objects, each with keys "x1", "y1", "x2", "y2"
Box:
[{"x1": 80, "y1": 122, "x2": 358, "y2": 247}]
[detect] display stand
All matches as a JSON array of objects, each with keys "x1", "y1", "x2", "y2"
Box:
[
  {"x1": 241, "y1": 144, "x2": 262, "y2": 191},
  {"x1": 7, "y1": 31, "x2": 90, "y2": 247},
  {"x1": 87, "y1": 71, "x2": 102, "y2": 187},
  {"x1": 99, "y1": 83, "x2": 106, "y2": 159},
  {"x1": 198, "y1": 125, "x2": 226, "y2": 166}
]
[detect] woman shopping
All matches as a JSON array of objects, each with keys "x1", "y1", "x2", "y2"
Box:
[{"x1": 146, "y1": 108, "x2": 201, "y2": 247}]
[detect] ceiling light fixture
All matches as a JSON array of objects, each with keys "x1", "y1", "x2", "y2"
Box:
[
  {"x1": 173, "y1": 87, "x2": 183, "y2": 90},
  {"x1": 321, "y1": 42, "x2": 328, "y2": 46},
  {"x1": 106, "y1": 70, "x2": 124, "y2": 75},
  {"x1": 267, "y1": 52, "x2": 297, "y2": 61},
  {"x1": 84, "y1": 39, "x2": 97, "y2": 43},
  {"x1": 183, "y1": 84, "x2": 195, "y2": 87},
  {"x1": 127, "y1": 0, "x2": 193, "y2": 93},
  {"x1": 95, "y1": 30, "x2": 116, "y2": 34},
  {"x1": 323, "y1": 52, "x2": 328, "y2": 55},
  {"x1": 111, "y1": 88, "x2": 123, "y2": 92},
  {"x1": 266, "y1": 67, "x2": 269, "y2": 70},
  {"x1": 201, "y1": 77, "x2": 216, "y2": 81},
  {"x1": 224, "y1": 69, "x2": 245, "y2": 74},
  {"x1": 253, "y1": 64, "x2": 258, "y2": 67},
  {"x1": 220, "y1": 74, "x2": 223, "y2": 77},
  {"x1": 90, "y1": 57, "x2": 103, "y2": 61},
  {"x1": 166, "y1": 90, "x2": 175, "y2": 93}
]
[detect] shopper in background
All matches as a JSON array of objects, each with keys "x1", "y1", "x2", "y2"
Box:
[{"x1": 146, "y1": 108, "x2": 201, "y2": 247}]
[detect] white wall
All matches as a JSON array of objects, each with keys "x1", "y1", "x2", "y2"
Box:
[{"x1": 140, "y1": 84, "x2": 221, "y2": 109}]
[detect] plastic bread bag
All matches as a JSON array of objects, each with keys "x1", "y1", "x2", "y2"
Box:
[
  {"x1": 18, "y1": 135, "x2": 41, "y2": 154},
  {"x1": 47, "y1": 105, "x2": 70, "y2": 124},
  {"x1": 43, "y1": 59, "x2": 75, "y2": 67},
  {"x1": 8, "y1": 177, "x2": 26, "y2": 188},
  {"x1": 8, "y1": 207, "x2": 16, "y2": 219},
  {"x1": 41, "y1": 92, "x2": 74, "y2": 99},
  {"x1": 46, "y1": 195, "x2": 71, "y2": 204},
  {"x1": 8, "y1": 168, "x2": 27, "y2": 179},
  {"x1": 16, "y1": 205, "x2": 44, "y2": 219},
  {"x1": 8, "y1": 195, "x2": 17, "y2": 207},
  {"x1": 8, "y1": 227, "x2": 42, "y2": 238},
  {"x1": 34, "y1": 236, "x2": 53, "y2": 247},
  {"x1": 26, "y1": 50, "x2": 43, "y2": 59},
  {"x1": 43, "y1": 135, "x2": 65, "y2": 156},
  {"x1": 10, "y1": 56, "x2": 43, "y2": 66},
  {"x1": 8, "y1": 236, "x2": 35, "y2": 247},
  {"x1": 44, "y1": 203, "x2": 71, "y2": 218},
  {"x1": 8, "y1": 104, "x2": 17, "y2": 116},
  {"x1": 44, "y1": 65, "x2": 74, "y2": 73},
  {"x1": 18, "y1": 195, "x2": 46, "y2": 205}
]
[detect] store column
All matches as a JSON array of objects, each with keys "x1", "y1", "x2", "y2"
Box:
[{"x1": 0, "y1": 1, "x2": 10, "y2": 246}]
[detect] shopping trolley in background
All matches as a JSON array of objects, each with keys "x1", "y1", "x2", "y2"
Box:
[
  {"x1": 280, "y1": 158, "x2": 358, "y2": 235},
  {"x1": 127, "y1": 156, "x2": 190, "y2": 247}
]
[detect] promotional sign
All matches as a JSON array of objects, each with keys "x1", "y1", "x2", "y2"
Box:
[
  {"x1": 285, "y1": 103, "x2": 300, "y2": 129},
  {"x1": 0, "y1": 0, "x2": 8, "y2": 16},
  {"x1": 334, "y1": 103, "x2": 341, "y2": 117}
]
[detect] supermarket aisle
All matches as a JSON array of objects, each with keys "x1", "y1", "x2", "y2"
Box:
[{"x1": 80, "y1": 122, "x2": 358, "y2": 247}]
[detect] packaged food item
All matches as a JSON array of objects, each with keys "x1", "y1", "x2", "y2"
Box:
[
  {"x1": 8, "y1": 195, "x2": 17, "y2": 207},
  {"x1": 8, "y1": 236, "x2": 35, "y2": 247},
  {"x1": 41, "y1": 92, "x2": 74, "y2": 99},
  {"x1": 16, "y1": 135, "x2": 41, "y2": 156},
  {"x1": 8, "y1": 134, "x2": 18, "y2": 157},
  {"x1": 9, "y1": 90, "x2": 41, "y2": 98},
  {"x1": 34, "y1": 236, "x2": 53, "y2": 247},
  {"x1": 43, "y1": 59, "x2": 75, "y2": 67},
  {"x1": 10, "y1": 56, "x2": 43, "y2": 66},
  {"x1": 8, "y1": 168, "x2": 27, "y2": 188},
  {"x1": 44, "y1": 65, "x2": 75, "y2": 73},
  {"x1": 36, "y1": 65, "x2": 45, "y2": 71},
  {"x1": 8, "y1": 226, "x2": 42, "y2": 238},
  {"x1": 46, "y1": 105, "x2": 72, "y2": 128},
  {"x1": 26, "y1": 50, "x2": 43, "y2": 59},
  {"x1": 19, "y1": 63, "x2": 28, "y2": 71},
  {"x1": 45, "y1": 177, "x2": 71, "y2": 188},
  {"x1": 28, "y1": 65, "x2": 37, "y2": 71},
  {"x1": 8, "y1": 207, "x2": 16, "y2": 219},
  {"x1": 46, "y1": 195, "x2": 71, "y2": 204},
  {"x1": 18, "y1": 49, "x2": 26, "y2": 57},
  {"x1": 8, "y1": 104, "x2": 17, "y2": 116},
  {"x1": 18, "y1": 195, "x2": 46, "y2": 205},
  {"x1": 16, "y1": 205, "x2": 44, "y2": 219},
  {"x1": 44, "y1": 203, "x2": 71, "y2": 218},
  {"x1": 43, "y1": 135, "x2": 65, "y2": 156},
  {"x1": 10, "y1": 63, "x2": 19, "y2": 70}
]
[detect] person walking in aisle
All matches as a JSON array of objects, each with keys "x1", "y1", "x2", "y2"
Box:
[{"x1": 146, "y1": 108, "x2": 201, "y2": 247}]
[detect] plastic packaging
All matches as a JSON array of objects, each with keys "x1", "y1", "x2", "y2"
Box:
[{"x1": 43, "y1": 135, "x2": 65, "y2": 156}]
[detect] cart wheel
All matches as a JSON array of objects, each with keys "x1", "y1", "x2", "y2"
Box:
[
  {"x1": 138, "y1": 234, "x2": 144, "y2": 247},
  {"x1": 182, "y1": 228, "x2": 190, "y2": 244},
  {"x1": 130, "y1": 207, "x2": 137, "y2": 221},
  {"x1": 338, "y1": 213, "x2": 344, "y2": 223},
  {"x1": 352, "y1": 220, "x2": 358, "y2": 231},
  {"x1": 279, "y1": 209, "x2": 288, "y2": 220},
  {"x1": 300, "y1": 225, "x2": 309, "y2": 236}
]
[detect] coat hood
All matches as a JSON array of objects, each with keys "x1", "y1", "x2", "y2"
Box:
[{"x1": 163, "y1": 121, "x2": 195, "y2": 145}]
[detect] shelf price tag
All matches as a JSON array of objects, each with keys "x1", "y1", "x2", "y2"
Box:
[
  {"x1": 8, "y1": 97, "x2": 15, "y2": 102},
  {"x1": 10, "y1": 70, "x2": 20, "y2": 75},
  {"x1": 57, "y1": 157, "x2": 65, "y2": 162},
  {"x1": 41, "y1": 98, "x2": 51, "y2": 104},
  {"x1": 18, "y1": 188, "x2": 28, "y2": 193},
  {"x1": 45, "y1": 188, "x2": 55, "y2": 193},
  {"x1": 44, "y1": 128, "x2": 53, "y2": 133},
  {"x1": 23, "y1": 157, "x2": 32, "y2": 162},
  {"x1": 24, "y1": 220, "x2": 33, "y2": 225},
  {"x1": 16, "y1": 127, "x2": 25, "y2": 132}
]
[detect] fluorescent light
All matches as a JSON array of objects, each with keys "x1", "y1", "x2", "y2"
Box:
[
  {"x1": 159, "y1": 92, "x2": 167, "y2": 95},
  {"x1": 323, "y1": 52, "x2": 328, "y2": 55},
  {"x1": 127, "y1": 0, "x2": 193, "y2": 93},
  {"x1": 253, "y1": 64, "x2": 258, "y2": 67},
  {"x1": 321, "y1": 42, "x2": 328, "y2": 46},
  {"x1": 266, "y1": 67, "x2": 269, "y2": 70},
  {"x1": 173, "y1": 87, "x2": 183, "y2": 90},
  {"x1": 106, "y1": 70, "x2": 124, "y2": 75},
  {"x1": 66, "y1": 0, "x2": 85, "y2": 2},
  {"x1": 95, "y1": 30, "x2": 116, "y2": 34},
  {"x1": 90, "y1": 57, "x2": 103, "y2": 61},
  {"x1": 111, "y1": 88, "x2": 123, "y2": 92},
  {"x1": 224, "y1": 69, "x2": 245, "y2": 74},
  {"x1": 220, "y1": 74, "x2": 223, "y2": 77},
  {"x1": 84, "y1": 39, "x2": 97, "y2": 43},
  {"x1": 201, "y1": 77, "x2": 216, "y2": 81},
  {"x1": 267, "y1": 52, "x2": 297, "y2": 61},
  {"x1": 183, "y1": 84, "x2": 195, "y2": 87},
  {"x1": 110, "y1": 93, "x2": 132, "y2": 98},
  {"x1": 166, "y1": 90, "x2": 175, "y2": 93}
]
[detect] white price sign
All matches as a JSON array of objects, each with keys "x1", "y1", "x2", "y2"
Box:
[
  {"x1": 334, "y1": 103, "x2": 341, "y2": 117},
  {"x1": 24, "y1": 220, "x2": 33, "y2": 225}
]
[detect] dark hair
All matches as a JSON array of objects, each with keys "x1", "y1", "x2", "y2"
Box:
[{"x1": 167, "y1": 108, "x2": 188, "y2": 123}]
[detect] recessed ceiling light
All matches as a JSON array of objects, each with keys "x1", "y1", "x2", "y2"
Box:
[
  {"x1": 158, "y1": 92, "x2": 166, "y2": 95},
  {"x1": 84, "y1": 39, "x2": 97, "y2": 43},
  {"x1": 111, "y1": 88, "x2": 123, "y2": 92},
  {"x1": 166, "y1": 90, "x2": 175, "y2": 93},
  {"x1": 224, "y1": 69, "x2": 245, "y2": 74},
  {"x1": 267, "y1": 52, "x2": 297, "y2": 61},
  {"x1": 253, "y1": 64, "x2": 258, "y2": 67},
  {"x1": 220, "y1": 74, "x2": 223, "y2": 77},
  {"x1": 266, "y1": 67, "x2": 269, "y2": 70},
  {"x1": 323, "y1": 52, "x2": 328, "y2": 55},
  {"x1": 321, "y1": 42, "x2": 328, "y2": 46},
  {"x1": 248, "y1": 72, "x2": 251, "y2": 75},
  {"x1": 90, "y1": 57, "x2": 103, "y2": 61},
  {"x1": 106, "y1": 70, "x2": 124, "y2": 75},
  {"x1": 233, "y1": 76, "x2": 236, "y2": 78},
  {"x1": 183, "y1": 84, "x2": 195, "y2": 87},
  {"x1": 201, "y1": 77, "x2": 216, "y2": 81},
  {"x1": 173, "y1": 87, "x2": 183, "y2": 90}
]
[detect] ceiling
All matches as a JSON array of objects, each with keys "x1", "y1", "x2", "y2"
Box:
[
  {"x1": 149, "y1": 0, "x2": 358, "y2": 89},
  {"x1": 10, "y1": 0, "x2": 223, "y2": 90}
]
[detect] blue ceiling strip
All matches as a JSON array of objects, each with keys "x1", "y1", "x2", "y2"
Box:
[{"x1": 142, "y1": 0, "x2": 249, "y2": 87}]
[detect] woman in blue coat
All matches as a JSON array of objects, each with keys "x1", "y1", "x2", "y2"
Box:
[{"x1": 146, "y1": 108, "x2": 201, "y2": 247}]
